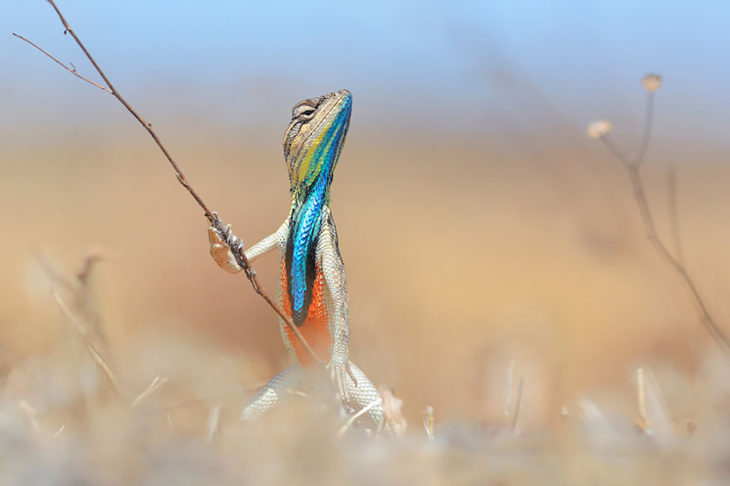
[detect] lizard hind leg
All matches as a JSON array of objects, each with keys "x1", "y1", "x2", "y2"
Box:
[{"x1": 240, "y1": 365, "x2": 306, "y2": 421}]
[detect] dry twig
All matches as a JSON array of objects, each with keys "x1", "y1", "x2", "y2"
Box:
[
  {"x1": 12, "y1": 32, "x2": 111, "y2": 93},
  {"x1": 36, "y1": 252, "x2": 120, "y2": 399},
  {"x1": 666, "y1": 166, "x2": 684, "y2": 264},
  {"x1": 15, "y1": 0, "x2": 321, "y2": 365},
  {"x1": 589, "y1": 74, "x2": 730, "y2": 350}
]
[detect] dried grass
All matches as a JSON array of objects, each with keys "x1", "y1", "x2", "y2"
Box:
[{"x1": 1, "y1": 256, "x2": 729, "y2": 484}]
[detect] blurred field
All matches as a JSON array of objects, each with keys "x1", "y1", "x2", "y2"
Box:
[
  {"x1": 2, "y1": 107, "x2": 730, "y2": 481},
  {"x1": 4, "y1": 0, "x2": 730, "y2": 481}
]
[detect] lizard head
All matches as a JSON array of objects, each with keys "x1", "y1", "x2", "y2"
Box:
[{"x1": 283, "y1": 89, "x2": 352, "y2": 203}]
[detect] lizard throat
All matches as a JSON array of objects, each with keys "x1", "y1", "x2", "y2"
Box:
[{"x1": 285, "y1": 174, "x2": 329, "y2": 326}]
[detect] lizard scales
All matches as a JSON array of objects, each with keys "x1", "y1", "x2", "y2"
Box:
[{"x1": 208, "y1": 90, "x2": 385, "y2": 432}]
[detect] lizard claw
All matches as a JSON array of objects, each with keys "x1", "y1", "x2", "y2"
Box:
[
  {"x1": 327, "y1": 358, "x2": 356, "y2": 404},
  {"x1": 346, "y1": 363, "x2": 358, "y2": 388}
]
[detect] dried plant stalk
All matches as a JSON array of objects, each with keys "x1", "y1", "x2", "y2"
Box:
[
  {"x1": 589, "y1": 75, "x2": 730, "y2": 350},
  {"x1": 14, "y1": 0, "x2": 321, "y2": 364}
]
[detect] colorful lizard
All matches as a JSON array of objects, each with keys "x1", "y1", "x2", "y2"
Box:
[{"x1": 208, "y1": 89, "x2": 385, "y2": 431}]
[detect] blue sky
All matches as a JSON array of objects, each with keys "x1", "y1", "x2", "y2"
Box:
[{"x1": 3, "y1": 1, "x2": 730, "y2": 148}]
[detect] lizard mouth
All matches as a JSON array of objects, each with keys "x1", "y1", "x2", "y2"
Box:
[
  {"x1": 304, "y1": 90, "x2": 351, "y2": 142},
  {"x1": 295, "y1": 89, "x2": 351, "y2": 134}
]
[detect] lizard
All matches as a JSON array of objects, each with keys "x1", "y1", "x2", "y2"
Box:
[{"x1": 207, "y1": 89, "x2": 386, "y2": 432}]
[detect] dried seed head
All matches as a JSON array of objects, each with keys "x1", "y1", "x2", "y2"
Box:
[
  {"x1": 642, "y1": 74, "x2": 662, "y2": 92},
  {"x1": 587, "y1": 120, "x2": 612, "y2": 139}
]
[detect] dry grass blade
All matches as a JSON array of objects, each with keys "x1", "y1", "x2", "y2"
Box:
[
  {"x1": 511, "y1": 376, "x2": 524, "y2": 432},
  {"x1": 635, "y1": 368, "x2": 674, "y2": 444},
  {"x1": 131, "y1": 376, "x2": 169, "y2": 408},
  {"x1": 151, "y1": 384, "x2": 264, "y2": 414},
  {"x1": 337, "y1": 399, "x2": 382, "y2": 438},
  {"x1": 206, "y1": 404, "x2": 222, "y2": 444},
  {"x1": 52, "y1": 424, "x2": 66, "y2": 439},
  {"x1": 423, "y1": 406, "x2": 435, "y2": 439},
  {"x1": 503, "y1": 360, "x2": 516, "y2": 423},
  {"x1": 17, "y1": 400, "x2": 42, "y2": 433},
  {"x1": 636, "y1": 368, "x2": 649, "y2": 431},
  {"x1": 52, "y1": 290, "x2": 121, "y2": 397}
]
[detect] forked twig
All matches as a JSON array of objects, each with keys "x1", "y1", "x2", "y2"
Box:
[
  {"x1": 590, "y1": 75, "x2": 730, "y2": 350},
  {"x1": 16, "y1": 0, "x2": 322, "y2": 365},
  {"x1": 52, "y1": 290, "x2": 122, "y2": 397},
  {"x1": 12, "y1": 33, "x2": 110, "y2": 93}
]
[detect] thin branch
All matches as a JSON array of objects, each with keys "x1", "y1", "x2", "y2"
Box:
[
  {"x1": 666, "y1": 166, "x2": 684, "y2": 264},
  {"x1": 43, "y1": 0, "x2": 212, "y2": 216},
  {"x1": 634, "y1": 91, "x2": 655, "y2": 166},
  {"x1": 213, "y1": 218, "x2": 324, "y2": 363},
  {"x1": 627, "y1": 151, "x2": 729, "y2": 350},
  {"x1": 12, "y1": 33, "x2": 111, "y2": 93},
  {"x1": 18, "y1": 0, "x2": 322, "y2": 365},
  {"x1": 597, "y1": 88, "x2": 730, "y2": 350},
  {"x1": 600, "y1": 136, "x2": 632, "y2": 169}
]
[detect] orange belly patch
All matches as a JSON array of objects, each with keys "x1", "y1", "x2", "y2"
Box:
[{"x1": 280, "y1": 261, "x2": 331, "y2": 366}]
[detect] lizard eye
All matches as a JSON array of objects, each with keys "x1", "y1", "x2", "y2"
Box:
[{"x1": 293, "y1": 104, "x2": 316, "y2": 120}]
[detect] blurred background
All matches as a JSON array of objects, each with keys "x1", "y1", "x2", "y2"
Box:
[{"x1": 2, "y1": 0, "x2": 730, "y2": 428}]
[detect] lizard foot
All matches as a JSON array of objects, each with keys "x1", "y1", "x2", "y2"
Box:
[
  {"x1": 327, "y1": 358, "x2": 358, "y2": 404},
  {"x1": 208, "y1": 223, "x2": 243, "y2": 274}
]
